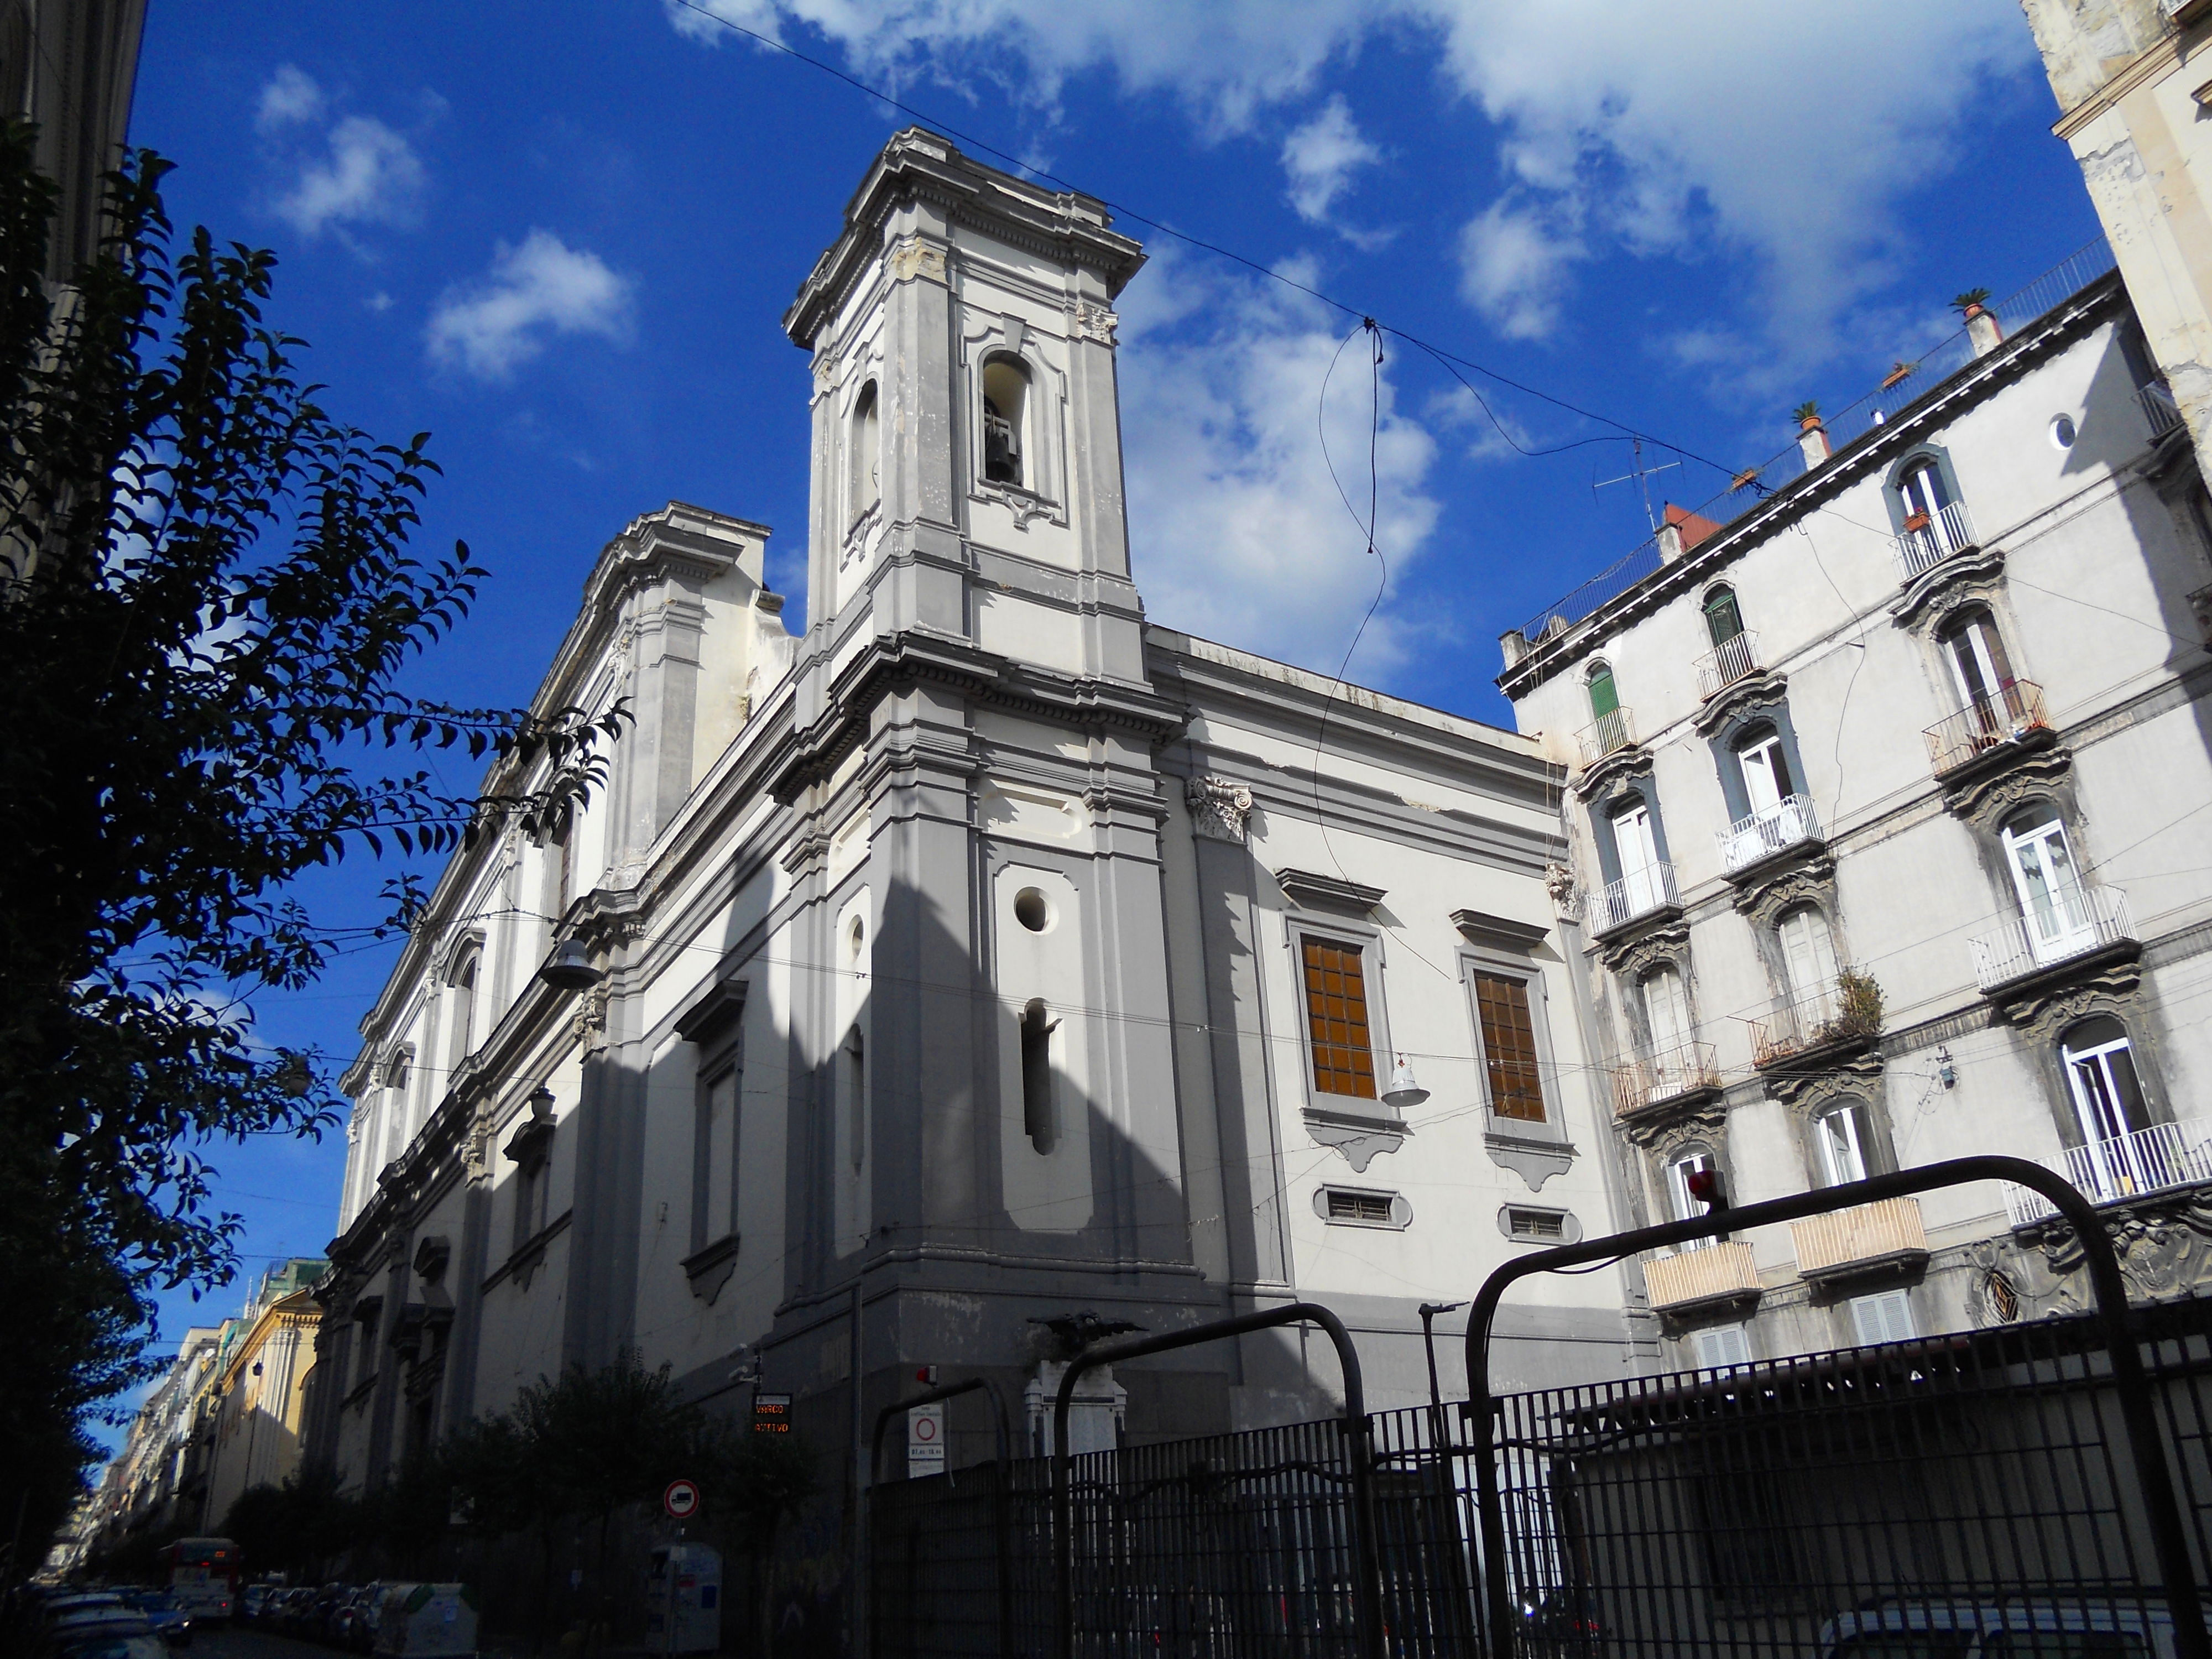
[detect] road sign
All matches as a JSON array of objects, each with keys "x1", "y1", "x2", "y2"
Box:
[
  {"x1": 663, "y1": 1478, "x2": 700, "y2": 1520},
  {"x1": 907, "y1": 1401, "x2": 945, "y2": 1478},
  {"x1": 752, "y1": 1391, "x2": 792, "y2": 1434}
]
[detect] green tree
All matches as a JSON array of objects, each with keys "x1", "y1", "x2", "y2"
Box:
[{"x1": 0, "y1": 120, "x2": 624, "y2": 1557}]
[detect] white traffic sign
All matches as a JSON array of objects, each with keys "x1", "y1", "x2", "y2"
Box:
[
  {"x1": 907, "y1": 1402, "x2": 946, "y2": 1478},
  {"x1": 663, "y1": 1478, "x2": 701, "y2": 1519}
]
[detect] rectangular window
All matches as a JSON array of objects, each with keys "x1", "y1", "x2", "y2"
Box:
[
  {"x1": 1326, "y1": 1190, "x2": 1394, "y2": 1223},
  {"x1": 1506, "y1": 1208, "x2": 1565, "y2": 1240},
  {"x1": 1693, "y1": 1324, "x2": 1751, "y2": 1368},
  {"x1": 1301, "y1": 939, "x2": 1378, "y2": 1100},
  {"x1": 1850, "y1": 1289, "x2": 1917, "y2": 1346},
  {"x1": 1474, "y1": 974, "x2": 1547, "y2": 1123},
  {"x1": 703, "y1": 1065, "x2": 738, "y2": 1242}
]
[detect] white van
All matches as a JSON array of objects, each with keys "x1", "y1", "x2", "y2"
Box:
[{"x1": 1817, "y1": 1597, "x2": 2203, "y2": 1659}]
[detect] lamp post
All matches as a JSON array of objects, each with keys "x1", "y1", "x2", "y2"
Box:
[{"x1": 1416, "y1": 1303, "x2": 1464, "y2": 1421}]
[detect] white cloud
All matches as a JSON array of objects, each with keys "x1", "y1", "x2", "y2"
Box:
[
  {"x1": 273, "y1": 115, "x2": 425, "y2": 238},
  {"x1": 256, "y1": 65, "x2": 324, "y2": 134},
  {"x1": 426, "y1": 232, "x2": 635, "y2": 380},
  {"x1": 672, "y1": 0, "x2": 2035, "y2": 352},
  {"x1": 1281, "y1": 95, "x2": 1380, "y2": 226},
  {"x1": 1116, "y1": 250, "x2": 1441, "y2": 676},
  {"x1": 1457, "y1": 194, "x2": 1584, "y2": 341}
]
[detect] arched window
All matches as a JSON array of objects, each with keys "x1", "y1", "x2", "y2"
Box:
[
  {"x1": 1020, "y1": 998, "x2": 1057, "y2": 1153},
  {"x1": 849, "y1": 382, "x2": 881, "y2": 525},
  {"x1": 1895, "y1": 453, "x2": 1968, "y2": 567},
  {"x1": 1665, "y1": 1145, "x2": 1720, "y2": 1250},
  {"x1": 1639, "y1": 963, "x2": 1693, "y2": 1058},
  {"x1": 446, "y1": 950, "x2": 479, "y2": 1076},
  {"x1": 1734, "y1": 724, "x2": 1795, "y2": 816},
  {"x1": 1813, "y1": 1100, "x2": 1870, "y2": 1185},
  {"x1": 1702, "y1": 585, "x2": 1744, "y2": 648},
  {"x1": 1776, "y1": 905, "x2": 1840, "y2": 1018},
  {"x1": 2059, "y1": 1017, "x2": 2161, "y2": 1197},
  {"x1": 1585, "y1": 660, "x2": 1619, "y2": 724},
  {"x1": 1937, "y1": 606, "x2": 2015, "y2": 713},
  {"x1": 1999, "y1": 805, "x2": 2091, "y2": 961},
  {"x1": 982, "y1": 357, "x2": 1027, "y2": 487}
]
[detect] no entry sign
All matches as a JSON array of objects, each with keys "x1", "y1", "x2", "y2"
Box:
[{"x1": 663, "y1": 1478, "x2": 700, "y2": 1520}]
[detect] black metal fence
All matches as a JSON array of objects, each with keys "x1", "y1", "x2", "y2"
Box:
[{"x1": 869, "y1": 1301, "x2": 2212, "y2": 1659}]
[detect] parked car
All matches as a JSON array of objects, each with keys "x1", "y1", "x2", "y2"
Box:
[
  {"x1": 309, "y1": 1582, "x2": 356, "y2": 1641},
  {"x1": 333, "y1": 1583, "x2": 390, "y2": 1652},
  {"x1": 46, "y1": 1603, "x2": 165, "y2": 1659},
  {"x1": 119, "y1": 1591, "x2": 194, "y2": 1646},
  {"x1": 274, "y1": 1585, "x2": 319, "y2": 1634},
  {"x1": 238, "y1": 1583, "x2": 272, "y2": 1624}
]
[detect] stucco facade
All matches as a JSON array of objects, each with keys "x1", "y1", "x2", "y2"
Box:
[
  {"x1": 1500, "y1": 264, "x2": 2212, "y2": 1368},
  {"x1": 306, "y1": 130, "x2": 1647, "y2": 1497}
]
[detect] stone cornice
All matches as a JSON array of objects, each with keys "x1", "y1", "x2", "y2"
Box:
[{"x1": 784, "y1": 127, "x2": 1145, "y2": 348}]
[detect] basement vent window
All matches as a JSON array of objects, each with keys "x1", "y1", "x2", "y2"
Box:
[
  {"x1": 1495, "y1": 1204, "x2": 1583, "y2": 1245},
  {"x1": 1315, "y1": 1186, "x2": 1410, "y2": 1229}
]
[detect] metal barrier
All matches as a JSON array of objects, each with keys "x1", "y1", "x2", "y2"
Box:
[
  {"x1": 1052, "y1": 1302, "x2": 1384, "y2": 1659},
  {"x1": 1460, "y1": 1155, "x2": 2210, "y2": 1659},
  {"x1": 868, "y1": 1379, "x2": 1014, "y2": 1659}
]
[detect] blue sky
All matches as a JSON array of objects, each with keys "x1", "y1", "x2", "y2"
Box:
[{"x1": 106, "y1": 0, "x2": 2101, "y2": 1437}]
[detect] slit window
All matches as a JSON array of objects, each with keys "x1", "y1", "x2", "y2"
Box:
[
  {"x1": 849, "y1": 381, "x2": 881, "y2": 524},
  {"x1": 1020, "y1": 998, "x2": 1057, "y2": 1154},
  {"x1": 843, "y1": 1026, "x2": 865, "y2": 1173},
  {"x1": 1473, "y1": 974, "x2": 1546, "y2": 1123},
  {"x1": 1301, "y1": 939, "x2": 1378, "y2": 1100}
]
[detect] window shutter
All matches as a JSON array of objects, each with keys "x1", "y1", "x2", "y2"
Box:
[
  {"x1": 1474, "y1": 975, "x2": 1546, "y2": 1123},
  {"x1": 1852, "y1": 1290, "x2": 1916, "y2": 1346},
  {"x1": 1694, "y1": 1325, "x2": 1750, "y2": 1369},
  {"x1": 1301, "y1": 940, "x2": 1378, "y2": 1099},
  {"x1": 1587, "y1": 666, "x2": 1619, "y2": 719}
]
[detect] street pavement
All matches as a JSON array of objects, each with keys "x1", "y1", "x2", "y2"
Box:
[{"x1": 191, "y1": 1627, "x2": 333, "y2": 1659}]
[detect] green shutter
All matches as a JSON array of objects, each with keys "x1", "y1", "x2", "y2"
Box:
[
  {"x1": 1703, "y1": 587, "x2": 1744, "y2": 646},
  {"x1": 1587, "y1": 666, "x2": 1619, "y2": 719}
]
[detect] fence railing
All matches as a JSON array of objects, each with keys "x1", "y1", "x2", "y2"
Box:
[
  {"x1": 1593, "y1": 860, "x2": 1679, "y2": 933},
  {"x1": 1694, "y1": 631, "x2": 1760, "y2": 700},
  {"x1": 2005, "y1": 1114, "x2": 2212, "y2": 1225},
  {"x1": 1575, "y1": 706, "x2": 1636, "y2": 766},
  {"x1": 1924, "y1": 679, "x2": 2052, "y2": 774},
  {"x1": 1969, "y1": 882, "x2": 2133, "y2": 989},
  {"x1": 1895, "y1": 499, "x2": 1979, "y2": 582},
  {"x1": 2141, "y1": 378, "x2": 2185, "y2": 439},
  {"x1": 1747, "y1": 977, "x2": 1876, "y2": 1067},
  {"x1": 1716, "y1": 792, "x2": 1820, "y2": 873},
  {"x1": 1610, "y1": 1040, "x2": 1720, "y2": 1117}
]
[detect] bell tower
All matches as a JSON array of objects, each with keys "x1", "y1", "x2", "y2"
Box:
[{"x1": 781, "y1": 128, "x2": 1150, "y2": 714}]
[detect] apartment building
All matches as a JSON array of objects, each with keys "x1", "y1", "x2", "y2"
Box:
[{"x1": 1498, "y1": 249, "x2": 2212, "y2": 1366}]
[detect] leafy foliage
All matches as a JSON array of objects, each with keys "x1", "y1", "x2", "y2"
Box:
[{"x1": 0, "y1": 119, "x2": 625, "y2": 1553}]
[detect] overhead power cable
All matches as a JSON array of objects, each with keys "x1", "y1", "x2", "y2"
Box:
[{"x1": 665, "y1": 0, "x2": 1736, "y2": 480}]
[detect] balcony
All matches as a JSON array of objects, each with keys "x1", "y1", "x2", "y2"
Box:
[
  {"x1": 1645, "y1": 1240, "x2": 1761, "y2": 1312},
  {"x1": 1749, "y1": 971, "x2": 1880, "y2": 1068},
  {"x1": 1923, "y1": 680, "x2": 2052, "y2": 776},
  {"x1": 1969, "y1": 884, "x2": 2134, "y2": 991},
  {"x1": 1717, "y1": 793, "x2": 1822, "y2": 874},
  {"x1": 1790, "y1": 1197, "x2": 1929, "y2": 1284},
  {"x1": 2139, "y1": 378, "x2": 2184, "y2": 441},
  {"x1": 1610, "y1": 1041, "x2": 1721, "y2": 1118},
  {"x1": 1575, "y1": 706, "x2": 1637, "y2": 768},
  {"x1": 1895, "y1": 500, "x2": 1979, "y2": 582},
  {"x1": 2005, "y1": 1116, "x2": 2212, "y2": 1227},
  {"x1": 1694, "y1": 631, "x2": 1761, "y2": 700},
  {"x1": 1592, "y1": 860, "x2": 1681, "y2": 935}
]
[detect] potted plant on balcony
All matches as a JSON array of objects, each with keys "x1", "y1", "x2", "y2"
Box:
[
  {"x1": 1793, "y1": 400, "x2": 1822, "y2": 431},
  {"x1": 1950, "y1": 288, "x2": 1992, "y2": 321},
  {"x1": 1812, "y1": 969, "x2": 1885, "y2": 1048},
  {"x1": 1901, "y1": 509, "x2": 1931, "y2": 533}
]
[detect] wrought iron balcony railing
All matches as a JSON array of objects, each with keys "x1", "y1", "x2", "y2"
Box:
[
  {"x1": 1575, "y1": 706, "x2": 1636, "y2": 768},
  {"x1": 1610, "y1": 1041, "x2": 1720, "y2": 1118},
  {"x1": 1970, "y1": 884, "x2": 2133, "y2": 990},
  {"x1": 1593, "y1": 860, "x2": 1679, "y2": 933},
  {"x1": 2139, "y1": 378, "x2": 2184, "y2": 440},
  {"x1": 1717, "y1": 793, "x2": 1820, "y2": 874},
  {"x1": 1924, "y1": 680, "x2": 2051, "y2": 775},
  {"x1": 2004, "y1": 1116, "x2": 2212, "y2": 1227},
  {"x1": 1749, "y1": 972, "x2": 1879, "y2": 1068},
  {"x1": 1694, "y1": 631, "x2": 1761, "y2": 700},
  {"x1": 1895, "y1": 499, "x2": 1979, "y2": 582}
]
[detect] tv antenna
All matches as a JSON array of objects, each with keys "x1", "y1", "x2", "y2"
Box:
[{"x1": 1593, "y1": 435, "x2": 1682, "y2": 535}]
